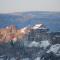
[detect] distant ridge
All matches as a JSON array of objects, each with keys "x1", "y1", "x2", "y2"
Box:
[
  {"x1": 9, "y1": 11, "x2": 60, "y2": 15},
  {"x1": 0, "y1": 11, "x2": 60, "y2": 15},
  {"x1": 0, "y1": 11, "x2": 60, "y2": 32}
]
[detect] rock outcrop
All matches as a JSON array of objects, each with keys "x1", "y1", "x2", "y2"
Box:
[{"x1": 0, "y1": 25, "x2": 30, "y2": 43}]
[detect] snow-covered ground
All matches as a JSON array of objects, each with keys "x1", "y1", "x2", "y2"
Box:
[
  {"x1": 24, "y1": 40, "x2": 50, "y2": 49},
  {"x1": 47, "y1": 44, "x2": 60, "y2": 55},
  {"x1": 0, "y1": 43, "x2": 60, "y2": 60}
]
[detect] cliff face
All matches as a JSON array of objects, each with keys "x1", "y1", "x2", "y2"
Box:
[
  {"x1": 0, "y1": 25, "x2": 30, "y2": 43},
  {"x1": 0, "y1": 24, "x2": 49, "y2": 44},
  {"x1": 0, "y1": 24, "x2": 59, "y2": 46},
  {"x1": 0, "y1": 24, "x2": 60, "y2": 60}
]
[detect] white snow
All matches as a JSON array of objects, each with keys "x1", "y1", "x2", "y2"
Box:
[
  {"x1": 47, "y1": 44, "x2": 60, "y2": 54},
  {"x1": 40, "y1": 40, "x2": 50, "y2": 49},
  {"x1": 21, "y1": 26, "x2": 28, "y2": 33},
  {"x1": 28, "y1": 41, "x2": 40, "y2": 47},
  {"x1": 34, "y1": 57, "x2": 41, "y2": 60},
  {"x1": 33, "y1": 24, "x2": 43, "y2": 29},
  {"x1": 26, "y1": 40, "x2": 50, "y2": 48}
]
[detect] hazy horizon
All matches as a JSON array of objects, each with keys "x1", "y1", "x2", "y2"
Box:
[{"x1": 0, "y1": 0, "x2": 60, "y2": 13}]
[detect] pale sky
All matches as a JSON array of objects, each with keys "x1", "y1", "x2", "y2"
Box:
[{"x1": 0, "y1": 0, "x2": 60, "y2": 13}]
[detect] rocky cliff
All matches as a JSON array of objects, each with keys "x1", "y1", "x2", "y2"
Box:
[{"x1": 0, "y1": 24, "x2": 60, "y2": 60}]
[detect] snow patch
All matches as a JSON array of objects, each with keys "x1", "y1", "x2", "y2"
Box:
[
  {"x1": 40, "y1": 40, "x2": 50, "y2": 49},
  {"x1": 47, "y1": 44, "x2": 60, "y2": 54},
  {"x1": 33, "y1": 24, "x2": 43, "y2": 29},
  {"x1": 28, "y1": 41, "x2": 40, "y2": 47},
  {"x1": 21, "y1": 26, "x2": 28, "y2": 33},
  {"x1": 34, "y1": 57, "x2": 41, "y2": 60}
]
